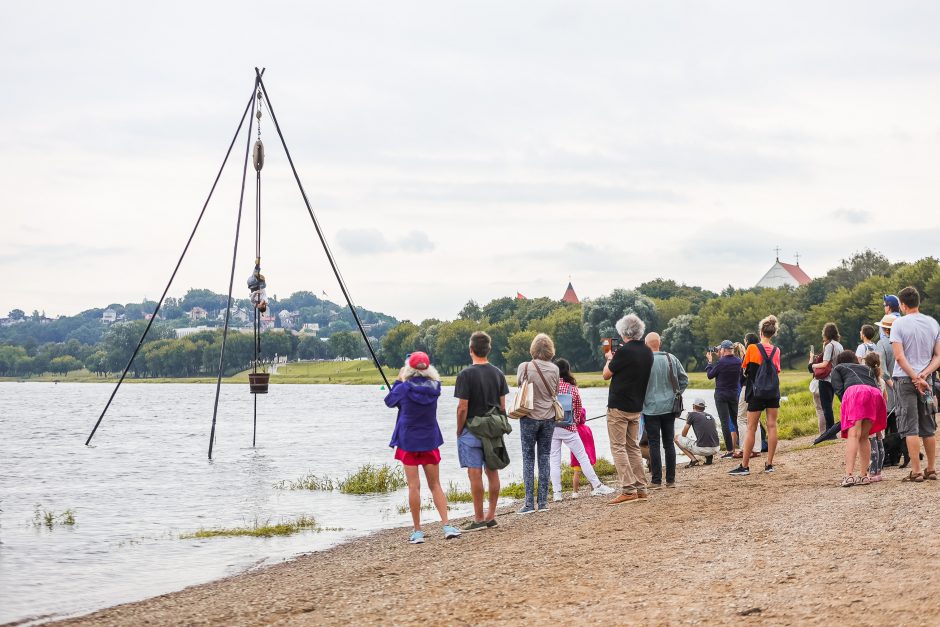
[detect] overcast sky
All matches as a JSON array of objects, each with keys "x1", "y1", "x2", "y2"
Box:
[{"x1": 2, "y1": 1, "x2": 939, "y2": 322}]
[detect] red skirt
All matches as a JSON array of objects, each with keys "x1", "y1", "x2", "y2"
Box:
[
  {"x1": 840, "y1": 385, "x2": 887, "y2": 438},
  {"x1": 394, "y1": 447, "x2": 441, "y2": 466}
]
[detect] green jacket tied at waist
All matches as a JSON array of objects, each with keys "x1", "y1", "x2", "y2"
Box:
[{"x1": 466, "y1": 407, "x2": 513, "y2": 470}]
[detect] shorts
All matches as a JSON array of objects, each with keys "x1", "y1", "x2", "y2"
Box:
[
  {"x1": 747, "y1": 396, "x2": 780, "y2": 412},
  {"x1": 676, "y1": 435, "x2": 720, "y2": 457},
  {"x1": 457, "y1": 429, "x2": 485, "y2": 468},
  {"x1": 394, "y1": 448, "x2": 441, "y2": 466},
  {"x1": 895, "y1": 377, "x2": 937, "y2": 438}
]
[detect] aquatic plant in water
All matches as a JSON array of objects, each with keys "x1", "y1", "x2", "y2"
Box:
[
  {"x1": 273, "y1": 473, "x2": 336, "y2": 491},
  {"x1": 32, "y1": 505, "x2": 76, "y2": 530},
  {"x1": 180, "y1": 515, "x2": 339, "y2": 539},
  {"x1": 338, "y1": 463, "x2": 406, "y2": 494}
]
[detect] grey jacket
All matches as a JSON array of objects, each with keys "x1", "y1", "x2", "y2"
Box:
[
  {"x1": 875, "y1": 337, "x2": 897, "y2": 411},
  {"x1": 517, "y1": 360, "x2": 559, "y2": 420}
]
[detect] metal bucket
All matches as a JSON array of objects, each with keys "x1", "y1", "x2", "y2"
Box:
[{"x1": 248, "y1": 372, "x2": 270, "y2": 394}]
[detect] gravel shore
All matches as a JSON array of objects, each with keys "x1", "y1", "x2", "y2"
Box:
[{"x1": 56, "y1": 436, "x2": 940, "y2": 626}]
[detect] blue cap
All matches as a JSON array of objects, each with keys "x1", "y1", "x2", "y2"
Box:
[
  {"x1": 884, "y1": 295, "x2": 900, "y2": 311},
  {"x1": 719, "y1": 340, "x2": 734, "y2": 350}
]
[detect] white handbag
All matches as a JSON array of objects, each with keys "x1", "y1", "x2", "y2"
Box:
[{"x1": 509, "y1": 371, "x2": 534, "y2": 419}]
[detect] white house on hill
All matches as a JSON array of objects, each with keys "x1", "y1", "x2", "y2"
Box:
[{"x1": 756, "y1": 258, "x2": 812, "y2": 289}]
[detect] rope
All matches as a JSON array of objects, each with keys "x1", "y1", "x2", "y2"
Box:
[
  {"x1": 208, "y1": 76, "x2": 259, "y2": 460},
  {"x1": 254, "y1": 68, "x2": 391, "y2": 390},
  {"x1": 86, "y1": 72, "x2": 264, "y2": 446}
]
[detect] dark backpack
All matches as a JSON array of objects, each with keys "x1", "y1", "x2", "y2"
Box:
[{"x1": 752, "y1": 344, "x2": 780, "y2": 400}]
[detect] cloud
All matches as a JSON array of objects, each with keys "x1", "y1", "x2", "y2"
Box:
[
  {"x1": 831, "y1": 208, "x2": 872, "y2": 223},
  {"x1": 335, "y1": 228, "x2": 435, "y2": 256}
]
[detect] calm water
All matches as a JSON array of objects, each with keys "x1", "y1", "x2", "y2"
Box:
[{"x1": 0, "y1": 381, "x2": 704, "y2": 624}]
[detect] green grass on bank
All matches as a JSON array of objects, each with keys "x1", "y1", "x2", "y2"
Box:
[{"x1": 180, "y1": 515, "x2": 330, "y2": 539}]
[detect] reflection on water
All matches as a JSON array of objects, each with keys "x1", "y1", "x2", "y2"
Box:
[{"x1": 0, "y1": 382, "x2": 705, "y2": 623}]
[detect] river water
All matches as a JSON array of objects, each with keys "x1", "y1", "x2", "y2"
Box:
[{"x1": 0, "y1": 382, "x2": 705, "y2": 624}]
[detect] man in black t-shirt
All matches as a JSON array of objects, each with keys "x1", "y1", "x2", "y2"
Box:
[
  {"x1": 454, "y1": 331, "x2": 509, "y2": 531},
  {"x1": 602, "y1": 313, "x2": 654, "y2": 504}
]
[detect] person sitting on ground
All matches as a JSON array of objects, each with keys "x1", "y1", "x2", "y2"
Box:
[
  {"x1": 550, "y1": 358, "x2": 615, "y2": 501},
  {"x1": 641, "y1": 332, "x2": 688, "y2": 488},
  {"x1": 831, "y1": 349, "x2": 888, "y2": 487},
  {"x1": 454, "y1": 331, "x2": 509, "y2": 531},
  {"x1": 385, "y1": 351, "x2": 461, "y2": 543},
  {"x1": 729, "y1": 315, "x2": 781, "y2": 476},
  {"x1": 516, "y1": 333, "x2": 560, "y2": 513},
  {"x1": 864, "y1": 352, "x2": 888, "y2": 482},
  {"x1": 706, "y1": 340, "x2": 742, "y2": 458},
  {"x1": 889, "y1": 286, "x2": 940, "y2": 482},
  {"x1": 856, "y1": 324, "x2": 878, "y2": 361},
  {"x1": 674, "y1": 398, "x2": 721, "y2": 467},
  {"x1": 603, "y1": 313, "x2": 654, "y2": 504}
]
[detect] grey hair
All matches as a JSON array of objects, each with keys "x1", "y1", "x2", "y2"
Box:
[
  {"x1": 529, "y1": 333, "x2": 556, "y2": 361},
  {"x1": 615, "y1": 314, "x2": 645, "y2": 341},
  {"x1": 398, "y1": 363, "x2": 441, "y2": 382}
]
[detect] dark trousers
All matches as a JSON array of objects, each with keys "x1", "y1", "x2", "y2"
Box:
[
  {"x1": 715, "y1": 395, "x2": 737, "y2": 452},
  {"x1": 644, "y1": 413, "x2": 677, "y2": 484},
  {"x1": 819, "y1": 380, "x2": 836, "y2": 430},
  {"x1": 520, "y1": 417, "x2": 554, "y2": 507}
]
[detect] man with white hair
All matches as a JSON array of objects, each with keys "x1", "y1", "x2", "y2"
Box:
[{"x1": 602, "y1": 313, "x2": 654, "y2": 504}]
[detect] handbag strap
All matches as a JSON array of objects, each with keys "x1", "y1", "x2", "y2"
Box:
[
  {"x1": 530, "y1": 361, "x2": 557, "y2": 399},
  {"x1": 665, "y1": 353, "x2": 679, "y2": 394}
]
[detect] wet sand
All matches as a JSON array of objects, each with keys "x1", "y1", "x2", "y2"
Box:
[{"x1": 57, "y1": 436, "x2": 940, "y2": 626}]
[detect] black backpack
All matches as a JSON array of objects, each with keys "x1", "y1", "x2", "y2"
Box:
[{"x1": 752, "y1": 344, "x2": 780, "y2": 400}]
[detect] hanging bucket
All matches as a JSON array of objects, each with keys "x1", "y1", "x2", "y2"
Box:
[{"x1": 249, "y1": 372, "x2": 270, "y2": 394}]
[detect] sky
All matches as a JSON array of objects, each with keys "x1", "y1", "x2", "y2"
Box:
[{"x1": 2, "y1": 1, "x2": 939, "y2": 323}]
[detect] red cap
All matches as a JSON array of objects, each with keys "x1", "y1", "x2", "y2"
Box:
[{"x1": 408, "y1": 351, "x2": 430, "y2": 370}]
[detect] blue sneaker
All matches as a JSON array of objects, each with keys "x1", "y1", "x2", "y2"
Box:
[
  {"x1": 517, "y1": 504, "x2": 536, "y2": 515},
  {"x1": 442, "y1": 525, "x2": 461, "y2": 539},
  {"x1": 409, "y1": 530, "x2": 425, "y2": 544}
]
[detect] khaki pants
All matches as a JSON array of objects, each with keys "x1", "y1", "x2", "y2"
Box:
[{"x1": 607, "y1": 408, "x2": 648, "y2": 494}]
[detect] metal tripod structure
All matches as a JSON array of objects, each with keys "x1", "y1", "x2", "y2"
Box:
[{"x1": 85, "y1": 68, "x2": 391, "y2": 459}]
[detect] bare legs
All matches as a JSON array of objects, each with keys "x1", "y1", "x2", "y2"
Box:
[
  {"x1": 673, "y1": 435, "x2": 699, "y2": 463},
  {"x1": 572, "y1": 468, "x2": 582, "y2": 492},
  {"x1": 906, "y1": 435, "x2": 936, "y2": 476},
  {"x1": 404, "y1": 463, "x2": 450, "y2": 531},
  {"x1": 844, "y1": 420, "x2": 872, "y2": 476},
  {"x1": 467, "y1": 467, "x2": 500, "y2": 522}
]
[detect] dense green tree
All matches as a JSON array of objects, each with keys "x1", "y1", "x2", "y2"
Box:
[
  {"x1": 776, "y1": 309, "x2": 806, "y2": 368},
  {"x1": 481, "y1": 297, "x2": 517, "y2": 324},
  {"x1": 434, "y1": 319, "x2": 478, "y2": 374},
  {"x1": 581, "y1": 289, "x2": 657, "y2": 367},
  {"x1": 381, "y1": 322, "x2": 420, "y2": 367},
  {"x1": 458, "y1": 300, "x2": 483, "y2": 321},
  {"x1": 484, "y1": 319, "x2": 521, "y2": 371},
  {"x1": 648, "y1": 297, "x2": 693, "y2": 332},
  {"x1": 8, "y1": 309, "x2": 25, "y2": 320},
  {"x1": 298, "y1": 335, "x2": 336, "y2": 360},
  {"x1": 505, "y1": 330, "x2": 538, "y2": 372},
  {"x1": 528, "y1": 305, "x2": 594, "y2": 371},
  {"x1": 661, "y1": 314, "x2": 701, "y2": 370},
  {"x1": 329, "y1": 331, "x2": 365, "y2": 360}
]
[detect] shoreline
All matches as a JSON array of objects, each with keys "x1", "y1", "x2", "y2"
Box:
[{"x1": 53, "y1": 436, "x2": 940, "y2": 626}]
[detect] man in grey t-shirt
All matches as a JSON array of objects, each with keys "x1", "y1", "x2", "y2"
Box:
[
  {"x1": 890, "y1": 286, "x2": 940, "y2": 481},
  {"x1": 674, "y1": 399, "x2": 721, "y2": 467}
]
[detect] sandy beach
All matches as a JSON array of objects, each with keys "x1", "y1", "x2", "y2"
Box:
[{"x1": 56, "y1": 436, "x2": 940, "y2": 626}]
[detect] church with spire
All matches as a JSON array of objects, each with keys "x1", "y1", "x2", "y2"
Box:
[
  {"x1": 756, "y1": 249, "x2": 812, "y2": 288},
  {"x1": 562, "y1": 281, "x2": 579, "y2": 304}
]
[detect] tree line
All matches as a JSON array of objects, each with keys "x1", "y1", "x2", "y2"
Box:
[{"x1": 382, "y1": 251, "x2": 940, "y2": 374}]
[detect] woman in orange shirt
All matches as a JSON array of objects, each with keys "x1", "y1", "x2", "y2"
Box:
[{"x1": 728, "y1": 315, "x2": 781, "y2": 477}]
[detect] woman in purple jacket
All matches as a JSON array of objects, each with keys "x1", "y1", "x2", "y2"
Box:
[
  {"x1": 705, "y1": 340, "x2": 743, "y2": 457},
  {"x1": 385, "y1": 351, "x2": 461, "y2": 544}
]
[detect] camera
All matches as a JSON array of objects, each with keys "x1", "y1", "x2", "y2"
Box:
[
  {"x1": 707, "y1": 346, "x2": 720, "y2": 354},
  {"x1": 601, "y1": 337, "x2": 624, "y2": 354}
]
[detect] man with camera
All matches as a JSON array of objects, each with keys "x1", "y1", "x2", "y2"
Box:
[
  {"x1": 705, "y1": 340, "x2": 743, "y2": 458},
  {"x1": 603, "y1": 313, "x2": 654, "y2": 504}
]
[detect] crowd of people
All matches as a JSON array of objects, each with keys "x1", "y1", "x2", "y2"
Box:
[{"x1": 383, "y1": 286, "x2": 940, "y2": 543}]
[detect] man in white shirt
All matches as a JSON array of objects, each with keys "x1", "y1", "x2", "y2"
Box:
[{"x1": 890, "y1": 286, "x2": 940, "y2": 481}]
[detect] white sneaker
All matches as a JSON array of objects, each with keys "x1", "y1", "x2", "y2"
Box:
[
  {"x1": 591, "y1": 484, "x2": 616, "y2": 496},
  {"x1": 570, "y1": 492, "x2": 580, "y2": 499},
  {"x1": 552, "y1": 492, "x2": 563, "y2": 502}
]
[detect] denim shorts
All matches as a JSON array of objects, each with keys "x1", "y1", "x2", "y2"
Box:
[{"x1": 457, "y1": 429, "x2": 485, "y2": 468}]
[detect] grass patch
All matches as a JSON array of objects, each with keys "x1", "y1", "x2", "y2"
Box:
[
  {"x1": 181, "y1": 515, "x2": 333, "y2": 539},
  {"x1": 274, "y1": 473, "x2": 336, "y2": 491},
  {"x1": 337, "y1": 464, "x2": 406, "y2": 494},
  {"x1": 33, "y1": 505, "x2": 75, "y2": 530},
  {"x1": 445, "y1": 481, "x2": 476, "y2": 503},
  {"x1": 396, "y1": 499, "x2": 451, "y2": 514},
  {"x1": 778, "y1": 390, "x2": 840, "y2": 440}
]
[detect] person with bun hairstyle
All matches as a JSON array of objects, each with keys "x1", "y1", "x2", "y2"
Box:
[
  {"x1": 728, "y1": 315, "x2": 781, "y2": 476},
  {"x1": 385, "y1": 351, "x2": 461, "y2": 544}
]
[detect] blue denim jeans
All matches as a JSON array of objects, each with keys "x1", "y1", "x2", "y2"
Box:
[{"x1": 520, "y1": 417, "x2": 554, "y2": 507}]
